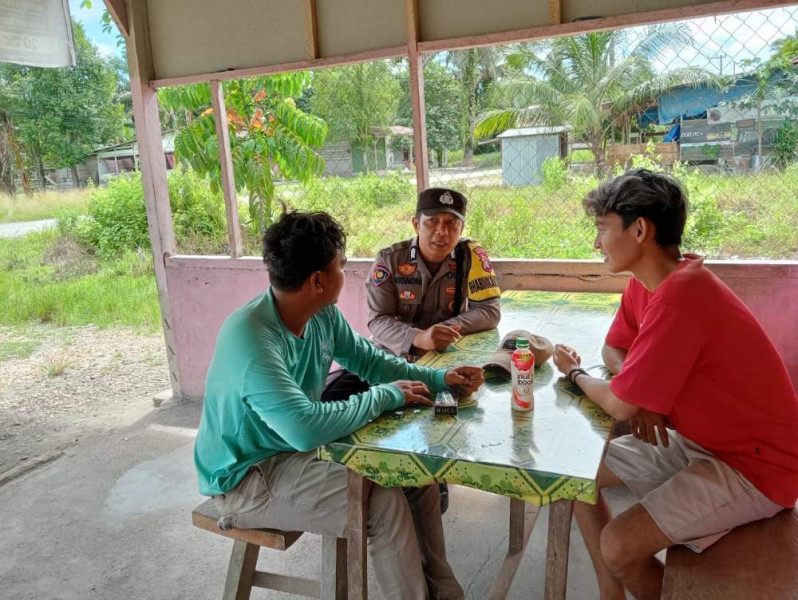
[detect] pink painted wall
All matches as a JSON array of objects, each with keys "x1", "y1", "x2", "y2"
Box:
[
  {"x1": 165, "y1": 258, "x2": 374, "y2": 398},
  {"x1": 165, "y1": 258, "x2": 798, "y2": 398}
]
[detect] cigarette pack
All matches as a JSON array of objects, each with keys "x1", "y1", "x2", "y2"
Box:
[{"x1": 434, "y1": 391, "x2": 458, "y2": 416}]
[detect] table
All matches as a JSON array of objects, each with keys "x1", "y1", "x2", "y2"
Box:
[{"x1": 319, "y1": 291, "x2": 620, "y2": 599}]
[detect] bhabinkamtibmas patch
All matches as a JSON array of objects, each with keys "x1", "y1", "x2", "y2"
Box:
[
  {"x1": 372, "y1": 263, "x2": 391, "y2": 287},
  {"x1": 467, "y1": 243, "x2": 500, "y2": 301}
]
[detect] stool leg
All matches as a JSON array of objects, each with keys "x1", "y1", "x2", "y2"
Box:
[
  {"x1": 222, "y1": 540, "x2": 259, "y2": 600},
  {"x1": 321, "y1": 536, "x2": 348, "y2": 600}
]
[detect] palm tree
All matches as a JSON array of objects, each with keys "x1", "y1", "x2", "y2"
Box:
[
  {"x1": 445, "y1": 48, "x2": 502, "y2": 164},
  {"x1": 159, "y1": 73, "x2": 328, "y2": 231},
  {"x1": 475, "y1": 25, "x2": 715, "y2": 167}
]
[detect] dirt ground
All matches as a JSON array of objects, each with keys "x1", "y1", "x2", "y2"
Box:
[{"x1": 0, "y1": 325, "x2": 170, "y2": 479}]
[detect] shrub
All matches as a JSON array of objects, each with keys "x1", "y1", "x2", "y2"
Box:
[
  {"x1": 541, "y1": 156, "x2": 569, "y2": 190},
  {"x1": 77, "y1": 168, "x2": 227, "y2": 257}
]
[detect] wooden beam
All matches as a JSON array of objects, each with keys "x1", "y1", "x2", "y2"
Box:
[
  {"x1": 544, "y1": 500, "x2": 574, "y2": 600},
  {"x1": 347, "y1": 471, "x2": 370, "y2": 600},
  {"x1": 417, "y1": 0, "x2": 797, "y2": 53},
  {"x1": 405, "y1": 0, "x2": 429, "y2": 191},
  {"x1": 488, "y1": 500, "x2": 540, "y2": 600},
  {"x1": 210, "y1": 80, "x2": 244, "y2": 258},
  {"x1": 549, "y1": 0, "x2": 562, "y2": 25},
  {"x1": 127, "y1": 0, "x2": 182, "y2": 396},
  {"x1": 102, "y1": 0, "x2": 129, "y2": 38},
  {"x1": 303, "y1": 0, "x2": 319, "y2": 60},
  {"x1": 150, "y1": 46, "x2": 407, "y2": 90}
]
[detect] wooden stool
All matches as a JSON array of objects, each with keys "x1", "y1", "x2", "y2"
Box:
[
  {"x1": 192, "y1": 499, "x2": 347, "y2": 600},
  {"x1": 661, "y1": 507, "x2": 798, "y2": 600}
]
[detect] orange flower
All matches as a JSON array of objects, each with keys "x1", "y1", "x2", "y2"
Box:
[{"x1": 253, "y1": 89, "x2": 267, "y2": 102}]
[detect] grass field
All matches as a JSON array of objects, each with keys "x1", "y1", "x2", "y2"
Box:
[
  {"x1": 0, "y1": 231, "x2": 161, "y2": 330},
  {"x1": 1, "y1": 164, "x2": 795, "y2": 330},
  {"x1": 0, "y1": 190, "x2": 90, "y2": 223}
]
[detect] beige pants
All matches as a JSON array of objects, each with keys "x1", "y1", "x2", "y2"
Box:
[
  {"x1": 213, "y1": 451, "x2": 463, "y2": 600},
  {"x1": 606, "y1": 432, "x2": 785, "y2": 553}
]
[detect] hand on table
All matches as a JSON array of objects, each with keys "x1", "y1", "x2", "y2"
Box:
[
  {"x1": 413, "y1": 324, "x2": 462, "y2": 352},
  {"x1": 444, "y1": 366, "x2": 484, "y2": 397},
  {"x1": 553, "y1": 344, "x2": 582, "y2": 376},
  {"x1": 390, "y1": 381, "x2": 433, "y2": 406},
  {"x1": 629, "y1": 409, "x2": 670, "y2": 447}
]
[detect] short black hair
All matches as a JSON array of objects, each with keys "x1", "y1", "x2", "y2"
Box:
[
  {"x1": 262, "y1": 211, "x2": 347, "y2": 291},
  {"x1": 583, "y1": 169, "x2": 688, "y2": 247}
]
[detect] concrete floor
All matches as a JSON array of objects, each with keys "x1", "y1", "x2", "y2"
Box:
[{"x1": 0, "y1": 398, "x2": 636, "y2": 600}]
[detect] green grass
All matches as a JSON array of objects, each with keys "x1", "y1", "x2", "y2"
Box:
[
  {"x1": 0, "y1": 231, "x2": 161, "y2": 330},
  {"x1": 0, "y1": 340, "x2": 38, "y2": 361},
  {"x1": 0, "y1": 189, "x2": 91, "y2": 223},
  {"x1": 0, "y1": 164, "x2": 794, "y2": 330},
  {"x1": 569, "y1": 149, "x2": 596, "y2": 163}
]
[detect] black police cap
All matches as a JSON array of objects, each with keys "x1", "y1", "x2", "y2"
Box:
[{"x1": 416, "y1": 188, "x2": 467, "y2": 221}]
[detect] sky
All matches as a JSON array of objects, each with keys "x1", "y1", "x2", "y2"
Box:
[
  {"x1": 68, "y1": 0, "x2": 122, "y2": 58},
  {"x1": 69, "y1": 1, "x2": 796, "y2": 75}
]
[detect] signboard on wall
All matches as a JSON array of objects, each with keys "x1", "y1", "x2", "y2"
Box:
[
  {"x1": 0, "y1": 0, "x2": 76, "y2": 68},
  {"x1": 681, "y1": 119, "x2": 732, "y2": 143}
]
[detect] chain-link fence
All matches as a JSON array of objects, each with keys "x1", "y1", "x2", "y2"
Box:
[{"x1": 171, "y1": 6, "x2": 797, "y2": 261}]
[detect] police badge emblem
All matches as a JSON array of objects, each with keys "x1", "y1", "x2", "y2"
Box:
[{"x1": 439, "y1": 191, "x2": 454, "y2": 205}]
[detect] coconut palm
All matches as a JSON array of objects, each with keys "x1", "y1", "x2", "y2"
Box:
[
  {"x1": 475, "y1": 25, "x2": 715, "y2": 167},
  {"x1": 445, "y1": 47, "x2": 502, "y2": 164},
  {"x1": 159, "y1": 73, "x2": 327, "y2": 231}
]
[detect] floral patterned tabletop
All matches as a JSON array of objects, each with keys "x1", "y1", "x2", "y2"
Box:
[{"x1": 319, "y1": 291, "x2": 621, "y2": 506}]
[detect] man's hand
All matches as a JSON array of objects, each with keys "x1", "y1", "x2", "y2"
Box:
[
  {"x1": 629, "y1": 409, "x2": 670, "y2": 447},
  {"x1": 413, "y1": 324, "x2": 462, "y2": 351},
  {"x1": 444, "y1": 366, "x2": 484, "y2": 397},
  {"x1": 390, "y1": 380, "x2": 434, "y2": 406},
  {"x1": 553, "y1": 344, "x2": 582, "y2": 376}
]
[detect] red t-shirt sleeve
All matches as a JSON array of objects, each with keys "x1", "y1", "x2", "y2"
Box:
[
  {"x1": 605, "y1": 280, "x2": 641, "y2": 350},
  {"x1": 609, "y1": 298, "x2": 705, "y2": 415}
]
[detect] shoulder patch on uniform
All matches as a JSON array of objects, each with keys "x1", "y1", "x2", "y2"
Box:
[
  {"x1": 467, "y1": 242, "x2": 500, "y2": 301},
  {"x1": 371, "y1": 263, "x2": 392, "y2": 287}
]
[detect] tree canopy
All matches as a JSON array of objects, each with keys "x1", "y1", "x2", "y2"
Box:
[
  {"x1": 159, "y1": 73, "x2": 328, "y2": 231},
  {"x1": 0, "y1": 22, "x2": 126, "y2": 191},
  {"x1": 474, "y1": 25, "x2": 714, "y2": 166},
  {"x1": 310, "y1": 62, "x2": 400, "y2": 152},
  {"x1": 397, "y1": 60, "x2": 462, "y2": 167}
]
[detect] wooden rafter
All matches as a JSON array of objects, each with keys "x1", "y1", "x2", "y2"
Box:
[
  {"x1": 550, "y1": 0, "x2": 562, "y2": 25},
  {"x1": 303, "y1": 0, "x2": 319, "y2": 60},
  {"x1": 102, "y1": 0, "x2": 129, "y2": 38}
]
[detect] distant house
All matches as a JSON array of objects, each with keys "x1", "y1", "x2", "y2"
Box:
[
  {"x1": 637, "y1": 69, "x2": 797, "y2": 168},
  {"x1": 497, "y1": 126, "x2": 569, "y2": 186},
  {"x1": 319, "y1": 126, "x2": 413, "y2": 176},
  {"x1": 43, "y1": 132, "x2": 176, "y2": 190}
]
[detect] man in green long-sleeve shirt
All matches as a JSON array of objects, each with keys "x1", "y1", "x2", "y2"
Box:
[{"x1": 195, "y1": 211, "x2": 483, "y2": 600}]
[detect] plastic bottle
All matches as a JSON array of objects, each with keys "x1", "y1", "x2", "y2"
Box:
[{"x1": 511, "y1": 337, "x2": 535, "y2": 411}]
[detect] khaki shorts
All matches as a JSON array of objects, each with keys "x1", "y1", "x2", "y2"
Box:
[{"x1": 605, "y1": 432, "x2": 784, "y2": 553}]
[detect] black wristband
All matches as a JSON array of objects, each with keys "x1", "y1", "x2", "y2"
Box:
[{"x1": 568, "y1": 367, "x2": 589, "y2": 385}]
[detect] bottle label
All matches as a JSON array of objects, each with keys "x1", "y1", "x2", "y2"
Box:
[{"x1": 511, "y1": 349, "x2": 534, "y2": 411}]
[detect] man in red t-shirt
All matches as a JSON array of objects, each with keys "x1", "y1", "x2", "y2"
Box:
[{"x1": 552, "y1": 169, "x2": 798, "y2": 600}]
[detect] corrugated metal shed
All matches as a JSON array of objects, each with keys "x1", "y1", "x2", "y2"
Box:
[{"x1": 498, "y1": 127, "x2": 569, "y2": 186}]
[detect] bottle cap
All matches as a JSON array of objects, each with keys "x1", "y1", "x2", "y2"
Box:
[{"x1": 516, "y1": 337, "x2": 529, "y2": 348}]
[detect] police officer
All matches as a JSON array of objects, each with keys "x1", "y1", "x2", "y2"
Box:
[
  {"x1": 367, "y1": 187, "x2": 501, "y2": 359},
  {"x1": 322, "y1": 187, "x2": 501, "y2": 514}
]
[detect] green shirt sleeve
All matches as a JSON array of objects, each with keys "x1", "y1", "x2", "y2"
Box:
[
  {"x1": 328, "y1": 306, "x2": 448, "y2": 393},
  {"x1": 242, "y1": 335, "x2": 404, "y2": 452}
]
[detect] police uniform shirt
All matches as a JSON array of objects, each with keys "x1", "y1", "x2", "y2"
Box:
[{"x1": 366, "y1": 237, "x2": 501, "y2": 357}]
